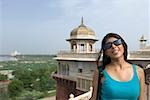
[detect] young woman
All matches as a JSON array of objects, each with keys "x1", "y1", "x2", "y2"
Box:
[{"x1": 91, "y1": 33, "x2": 145, "y2": 100}]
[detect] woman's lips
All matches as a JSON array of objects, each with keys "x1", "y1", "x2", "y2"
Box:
[{"x1": 112, "y1": 50, "x2": 119, "y2": 55}]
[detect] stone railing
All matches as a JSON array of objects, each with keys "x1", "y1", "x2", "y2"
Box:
[
  {"x1": 129, "y1": 51, "x2": 150, "y2": 58},
  {"x1": 58, "y1": 49, "x2": 100, "y2": 54},
  {"x1": 69, "y1": 87, "x2": 93, "y2": 100},
  {"x1": 57, "y1": 51, "x2": 98, "y2": 59}
]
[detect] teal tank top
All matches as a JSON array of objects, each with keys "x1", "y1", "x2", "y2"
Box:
[{"x1": 100, "y1": 64, "x2": 140, "y2": 100}]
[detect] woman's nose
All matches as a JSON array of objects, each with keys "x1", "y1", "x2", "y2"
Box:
[{"x1": 111, "y1": 44, "x2": 117, "y2": 48}]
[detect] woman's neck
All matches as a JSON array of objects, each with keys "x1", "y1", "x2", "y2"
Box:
[{"x1": 110, "y1": 57, "x2": 128, "y2": 69}]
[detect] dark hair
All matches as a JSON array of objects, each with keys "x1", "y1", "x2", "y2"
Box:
[{"x1": 98, "y1": 33, "x2": 128, "y2": 68}]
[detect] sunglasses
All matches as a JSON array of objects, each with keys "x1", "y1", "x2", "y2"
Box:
[{"x1": 103, "y1": 39, "x2": 122, "y2": 50}]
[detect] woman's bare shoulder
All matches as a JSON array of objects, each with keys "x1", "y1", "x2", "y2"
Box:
[
  {"x1": 136, "y1": 65, "x2": 144, "y2": 73},
  {"x1": 136, "y1": 65, "x2": 145, "y2": 80}
]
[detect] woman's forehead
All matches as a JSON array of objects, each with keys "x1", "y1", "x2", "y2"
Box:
[{"x1": 106, "y1": 37, "x2": 118, "y2": 43}]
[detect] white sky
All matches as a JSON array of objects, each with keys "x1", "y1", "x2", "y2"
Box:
[{"x1": 1, "y1": 0, "x2": 150, "y2": 54}]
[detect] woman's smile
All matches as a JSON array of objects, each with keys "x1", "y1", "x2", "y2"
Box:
[{"x1": 112, "y1": 49, "x2": 119, "y2": 55}]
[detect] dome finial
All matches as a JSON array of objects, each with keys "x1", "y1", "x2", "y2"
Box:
[{"x1": 81, "y1": 17, "x2": 84, "y2": 25}]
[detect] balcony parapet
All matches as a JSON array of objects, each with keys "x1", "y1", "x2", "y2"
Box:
[
  {"x1": 52, "y1": 72, "x2": 76, "y2": 82},
  {"x1": 77, "y1": 74, "x2": 93, "y2": 80},
  {"x1": 128, "y1": 51, "x2": 150, "y2": 58},
  {"x1": 58, "y1": 49, "x2": 100, "y2": 53},
  {"x1": 69, "y1": 87, "x2": 93, "y2": 100},
  {"x1": 54, "y1": 50, "x2": 100, "y2": 61}
]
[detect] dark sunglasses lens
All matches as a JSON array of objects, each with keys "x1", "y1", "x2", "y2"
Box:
[
  {"x1": 103, "y1": 39, "x2": 122, "y2": 50},
  {"x1": 114, "y1": 39, "x2": 122, "y2": 46},
  {"x1": 103, "y1": 43, "x2": 112, "y2": 50}
]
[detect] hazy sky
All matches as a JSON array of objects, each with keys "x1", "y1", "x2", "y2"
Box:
[{"x1": 1, "y1": 0, "x2": 149, "y2": 55}]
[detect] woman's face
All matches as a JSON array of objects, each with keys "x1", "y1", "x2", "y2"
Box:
[{"x1": 104, "y1": 37, "x2": 124, "y2": 59}]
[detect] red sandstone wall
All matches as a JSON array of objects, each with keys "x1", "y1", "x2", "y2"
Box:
[{"x1": 56, "y1": 80, "x2": 76, "y2": 100}]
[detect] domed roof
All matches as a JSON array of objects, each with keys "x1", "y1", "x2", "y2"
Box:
[
  {"x1": 140, "y1": 35, "x2": 147, "y2": 41},
  {"x1": 70, "y1": 18, "x2": 96, "y2": 38}
]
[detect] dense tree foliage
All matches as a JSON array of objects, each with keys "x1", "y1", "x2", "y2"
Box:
[
  {"x1": 15, "y1": 90, "x2": 45, "y2": 100},
  {"x1": 13, "y1": 66, "x2": 56, "y2": 91},
  {"x1": 0, "y1": 74, "x2": 8, "y2": 81},
  {"x1": 8, "y1": 79, "x2": 23, "y2": 97},
  {"x1": 1, "y1": 55, "x2": 57, "y2": 99}
]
